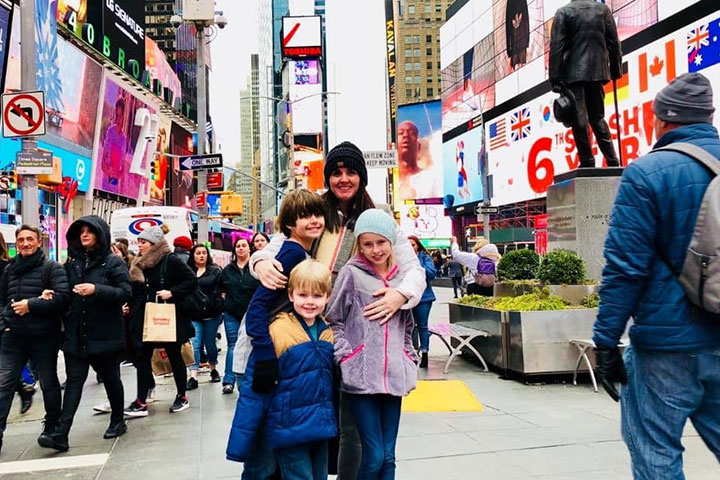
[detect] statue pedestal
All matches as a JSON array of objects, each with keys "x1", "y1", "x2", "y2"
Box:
[{"x1": 547, "y1": 168, "x2": 624, "y2": 281}]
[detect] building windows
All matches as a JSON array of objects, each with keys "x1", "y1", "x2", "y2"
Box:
[
  {"x1": 405, "y1": 49, "x2": 412, "y2": 57},
  {"x1": 414, "y1": 62, "x2": 421, "y2": 70},
  {"x1": 413, "y1": 35, "x2": 420, "y2": 43},
  {"x1": 404, "y1": 35, "x2": 411, "y2": 44},
  {"x1": 405, "y1": 76, "x2": 413, "y2": 84},
  {"x1": 426, "y1": 48, "x2": 432, "y2": 55},
  {"x1": 426, "y1": 61, "x2": 432, "y2": 69},
  {"x1": 436, "y1": 4, "x2": 442, "y2": 12},
  {"x1": 405, "y1": 63, "x2": 413, "y2": 71},
  {"x1": 414, "y1": 76, "x2": 421, "y2": 84},
  {"x1": 425, "y1": 5, "x2": 431, "y2": 13},
  {"x1": 408, "y1": 4, "x2": 415, "y2": 13},
  {"x1": 406, "y1": 88, "x2": 414, "y2": 97},
  {"x1": 424, "y1": 17, "x2": 431, "y2": 23},
  {"x1": 427, "y1": 77, "x2": 433, "y2": 83},
  {"x1": 413, "y1": 48, "x2": 420, "y2": 56},
  {"x1": 426, "y1": 34, "x2": 432, "y2": 43},
  {"x1": 427, "y1": 88, "x2": 434, "y2": 96}
]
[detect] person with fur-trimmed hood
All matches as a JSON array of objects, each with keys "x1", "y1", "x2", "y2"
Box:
[{"x1": 125, "y1": 224, "x2": 197, "y2": 417}]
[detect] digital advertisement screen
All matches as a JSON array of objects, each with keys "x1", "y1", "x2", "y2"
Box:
[
  {"x1": 395, "y1": 100, "x2": 443, "y2": 202},
  {"x1": 442, "y1": 123, "x2": 485, "y2": 207}
]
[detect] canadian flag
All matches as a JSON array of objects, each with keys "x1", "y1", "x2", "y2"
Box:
[{"x1": 638, "y1": 39, "x2": 677, "y2": 94}]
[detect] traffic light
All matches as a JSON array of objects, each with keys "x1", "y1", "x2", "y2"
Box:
[{"x1": 150, "y1": 160, "x2": 158, "y2": 181}]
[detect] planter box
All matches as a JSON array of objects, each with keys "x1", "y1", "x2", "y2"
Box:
[
  {"x1": 548, "y1": 284, "x2": 599, "y2": 305},
  {"x1": 448, "y1": 303, "x2": 506, "y2": 369},
  {"x1": 448, "y1": 302, "x2": 599, "y2": 375},
  {"x1": 493, "y1": 282, "x2": 539, "y2": 298},
  {"x1": 507, "y1": 308, "x2": 598, "y2": 375}
]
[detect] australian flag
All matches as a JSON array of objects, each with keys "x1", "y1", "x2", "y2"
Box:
[{"x1": 688, "y1": 18, "x2": 720, "y2": 73}]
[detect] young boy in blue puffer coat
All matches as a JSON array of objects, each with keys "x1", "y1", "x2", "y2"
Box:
[{"x1": 227, "y1": 259, "x2": 337, "y2": 479}]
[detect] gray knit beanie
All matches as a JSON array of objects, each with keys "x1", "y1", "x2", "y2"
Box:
[
  {"x1": 354, "y1": 209, "x2": 398, "y2": 245},
  {"x1": 138, "y1": 225, "x2": 166, "y2": 244},
  {"x1": 653, "y1": 73, "x2": 714, "y2": 125}
]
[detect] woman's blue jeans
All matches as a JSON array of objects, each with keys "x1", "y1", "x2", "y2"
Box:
[
  {"x1": 347, "y1": 393, "x2": 402, "y2": 480},
  {"x1": 412, "y1": 301, "x2": 433, "y2": 353},
  {"x1": 222, "y1": 312, "x2": 241, "y2": 386},
  {"x1": 190, "y1": 315, "x2": 223, "y2": 370}
]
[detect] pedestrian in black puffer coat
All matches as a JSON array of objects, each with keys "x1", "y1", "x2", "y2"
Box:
[
  {"x1": 0, "y1": 225, "x2": 69, "y2": 453},
  {"x1": 126, "y1": 225, "x2": 197, "y2": 416},
  {"x1": 45, "y1": 216, "x2": 132, "y2": 451}
]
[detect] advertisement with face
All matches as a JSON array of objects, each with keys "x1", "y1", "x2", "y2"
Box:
[
  {"x1": 442, "y1": 124, "x2": 485, "y2": 207},
  {"x1": 399, "y1": 204, "x2": 452, "y2": 240},
  {"x1": 441, "y1": 36, "x2": 496, "y2": 132},
  {"x1": 145, "y1": 37, "x2": 182, "y2": 103},
  {"x1": 396, "y1": 100, "x2": 443, "y2": 201},
  {"x1": 148, "y1": 113, "x2": 172, "y2": 204},
  {"x1": 487, "y1": 8, "x2": 720, "y2": 206},
  {"x1": 6, "y1": 7, "x2": 103, "y2": 152},
  {"x1": 92, "y1": 76, "x2": 156, "y2": 199}
]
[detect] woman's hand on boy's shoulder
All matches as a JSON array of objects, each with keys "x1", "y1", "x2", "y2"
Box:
[{"x1": 255, "y1": 259, "x2": 288, "y2": 290}]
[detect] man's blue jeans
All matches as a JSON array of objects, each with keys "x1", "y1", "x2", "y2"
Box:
[
  {"x1": 276, "y1": 440, "x2": 328, "y2": 480},
  {"x1": 222, "y1": 312, "x2": 241, "y2": 386},
  {"x1": 621, "y1": 346, "x2": 720, "y2": 480},
  {"x1": 190, "y1": 315, "x2": 223, "y2": 370},
  {"x1": 347, "y1": 393, "x2": 402, "y2": 480}
]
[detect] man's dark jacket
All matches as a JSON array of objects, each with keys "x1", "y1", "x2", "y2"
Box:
[
  {"x1": 594, "y1": 123, "x2": 720, "y2": 352},
  {"x1": 549, "y1": 0, "x2": 622, "y2": 85},
  {"x1": 64, "y1": 216, "x2": 131, "y2": 357},
  {"x1": 0, "y1": 249, "x2": 70, "y2": 337}
]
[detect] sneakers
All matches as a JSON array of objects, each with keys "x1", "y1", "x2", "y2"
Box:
[
  {"x1": 187, "y1": 377, "x2": 199, "y2": 390},
  {"x1": 222, "y1": 383, "x2": 234, "y2": 394},
  {"x1": 103, "y1": 421, "x2": 127, "y2": 439},
  {"x1": 169, "y1": 395, "x2": 189, "y2": 413},
  {"x1": 210, "y1": 370, "x2": 221, "y2": 383},
  {"x1": 93, "y1": 401, "x2": 111, "y2": 414},
  {"x1": 123, "y1": 399, "x2": 148, "y2": 418}
]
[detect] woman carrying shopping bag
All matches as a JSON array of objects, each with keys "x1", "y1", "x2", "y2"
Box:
[
  {"x1": 186, "y1": 243, "x2": 224, "y2": 389},
  {"x1": 125, "y1": 225, "x2": 197, "y2": 417}
]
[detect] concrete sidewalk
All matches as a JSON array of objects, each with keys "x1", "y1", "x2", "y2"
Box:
[{"x1": 0, "y1": 286, "x2": 717, "y2": 479}]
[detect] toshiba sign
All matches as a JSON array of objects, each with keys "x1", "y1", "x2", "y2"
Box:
[{"x1": 282, "y1": 16, "x2": 322, "y2": 59}]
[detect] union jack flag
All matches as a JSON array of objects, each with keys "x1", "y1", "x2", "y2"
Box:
[
  {"x1": 510, "y1": 108, "x2": 531, "y2": 142},
  {"x1": 688, "y1": 19, "x2": 720, "y2": 73}
]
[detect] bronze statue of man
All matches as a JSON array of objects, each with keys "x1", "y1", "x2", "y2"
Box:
[{"x1": 550, "y1": 0, "x2": 622, "y2": 168}]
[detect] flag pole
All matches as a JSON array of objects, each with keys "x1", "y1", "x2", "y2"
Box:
[{"x1": 613, "y1": 79, "x2": 623, "y2": 166}]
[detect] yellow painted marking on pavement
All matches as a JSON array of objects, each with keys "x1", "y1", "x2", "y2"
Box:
[
  {"x1": 0, "y1": 453, "x2": 108, "y2": 474},
  {"x1": 402, "y1": 380, "x2": 484, "y2": 412}
]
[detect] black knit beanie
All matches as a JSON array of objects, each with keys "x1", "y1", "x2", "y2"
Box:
[{"x1": 324, "y1": 141, "x2": 368, "y2": 188}]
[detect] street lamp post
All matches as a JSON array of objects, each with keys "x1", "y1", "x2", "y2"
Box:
[{"x1": 171, "y1": 8, "x2": 227, "y2": 244}]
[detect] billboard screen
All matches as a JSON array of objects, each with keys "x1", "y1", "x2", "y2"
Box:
[
  {"x1": 282, "y1": 15, "x2": 322, "y2": 58},
  {"x1": 0, "y1": 3, "x2": 11, "y2": 93},
  {"x1": 146, "y1": 37, "x2": 182, "y2": 104},
  {"x1": 289, "y1": 60, "x2": 322, "y2": 134},
  {"x1": 399, "y1": 203, "x2": 452, "y2": 240},
  {"x1": 442, "y1": 122, "x2": 485, "y2": 207},
  {"x1": 170, "y1": 123, "x2": 194, "y2": 208},
  {"x1": 486, "y1": 6, "x2": 720, "y2": 206},
  {"x1": 396, "y1": 100, "x2": 443, "y2": 201},
  {"x1": 92, "y1": 76, "x2": 156, "y2": 199}
]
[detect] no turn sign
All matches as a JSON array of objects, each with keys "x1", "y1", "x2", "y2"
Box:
[{"x1": 2, "y1": 91, "x2": 46, "y2": 138}]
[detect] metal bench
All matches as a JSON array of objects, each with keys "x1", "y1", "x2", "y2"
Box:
[
  {"x1": 569, "y1": 338, "x2": 629, "y2": 393},
  {"x1": 429, "y1": 323, "x2": 490, "y2": 374}
]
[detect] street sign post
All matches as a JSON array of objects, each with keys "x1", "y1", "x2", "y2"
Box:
[
  {"x1": 16, "y1": 150, "x2": 52, "y2": 174},
  {"x1": 179, "y1": 153, "x2": 223, "y2": 171},
  {"x1": 2, "y1": 91, "x2": 46, "y2": 138},
  {"x1": 207, "y1": 171, "x2": 223, "y2": 190},
  {"x1": 475, "y1": 205, "x2": 499, "y2": 215},
  {"x1": 363, "y1": 150, "x2": 398, "y2": 169}
]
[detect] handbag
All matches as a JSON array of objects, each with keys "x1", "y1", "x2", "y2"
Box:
[
  {"x1": 151, "y1": 348, "x2": 173, "y2": 376},
  {"x1": 143, "y1": 295, "x2": 177, "y2": 342},
  {"x1": 181, "y1": 341, "x2": 195, "y2": 366}
]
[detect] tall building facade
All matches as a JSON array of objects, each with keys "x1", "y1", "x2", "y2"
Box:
[
  {"x1": 258, "y1": 0, "x2": 277, "y2": 223},
  {"x1": 395, "y1": 0, "x2": 450, "y2": 104}
]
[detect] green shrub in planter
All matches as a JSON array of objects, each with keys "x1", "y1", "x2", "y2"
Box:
[
  {"x1": 537, "y1": 250, "x2": 586, "y2": 285},
  {"x1": 497, "y1": 249, "x2": 540, "y2": 281}
]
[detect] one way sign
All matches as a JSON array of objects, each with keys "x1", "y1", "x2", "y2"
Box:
[{"x1": 179, "y1": 153, "x2": 223, "y2": 171}]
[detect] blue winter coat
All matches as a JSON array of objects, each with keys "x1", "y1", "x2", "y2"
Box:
[
  {"x1": 593, "y1": 123, "x2": 720, "y2": 352},
  {"x1": 226, "y1": 312, "x2": 336, "y2": 461},
  {"x1": 418, "y1": 251, "x2": 437, "y2": 303}
]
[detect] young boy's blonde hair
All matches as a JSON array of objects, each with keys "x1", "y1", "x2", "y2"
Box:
[{"x1": 288, "y1": 259, "x2": 333, "y2": 296}]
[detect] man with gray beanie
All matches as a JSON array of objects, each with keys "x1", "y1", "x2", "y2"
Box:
[{"x1": 592, "y1": 72, "x2": 720, "y2": 479}]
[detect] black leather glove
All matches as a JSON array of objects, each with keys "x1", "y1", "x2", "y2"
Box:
[
  {"x1": 252, "y1": 358, "x2": 279, "y2": 394},
  {"x1": 594, "y1": 346, "x2": 627, "y2": 402}
]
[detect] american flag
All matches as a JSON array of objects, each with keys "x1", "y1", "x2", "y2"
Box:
[
  {"x1": 489, "y1": 118, "x2": 506, "y2": 150},
  {"x1": 688, "y1": 19, "x2": 720, "y2": 73},
  {"x1": 510, "y1": 107, "x2": 531, "y2": 142}
]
